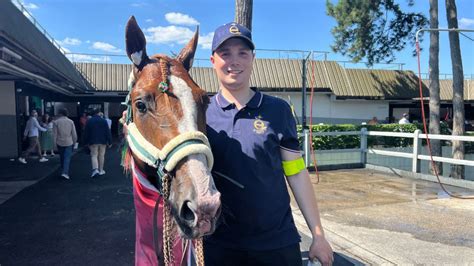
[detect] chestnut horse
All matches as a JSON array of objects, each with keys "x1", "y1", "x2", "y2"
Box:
[{"x1": 123, "y1": 16, "x2": 221, "y2": 265}]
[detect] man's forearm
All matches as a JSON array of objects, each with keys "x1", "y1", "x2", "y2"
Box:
[{"x1": 287, "y1": 170, "x2": 325, "y2": 238}]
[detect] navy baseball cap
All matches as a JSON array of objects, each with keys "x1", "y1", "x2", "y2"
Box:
[{"x1": 212, "y1": 22, "x2": 255, "y2": 52}]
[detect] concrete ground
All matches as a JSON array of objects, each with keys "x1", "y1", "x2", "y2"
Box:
[
  {"x1": 0, "y1": 147, "x2": 135, "y2": 265},
  {"x1": 1, "y1": 147, "x2": 473, "y2": 265},
  {"x1": 293, "y1": 169, "x2": 474, "y2": 265}
]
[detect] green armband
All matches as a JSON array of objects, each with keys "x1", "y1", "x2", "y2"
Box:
[{"x1": 282, "y1": 157, "x2": 306, "y2": 176}]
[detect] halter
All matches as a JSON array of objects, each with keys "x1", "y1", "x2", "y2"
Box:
[{"x1": 124, "y1": 56, "x2": 214, "y2": 195}]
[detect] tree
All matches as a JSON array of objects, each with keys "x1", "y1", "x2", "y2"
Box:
[
  {"x1": 428, "y1": 0, "x2": 442, "y2": 175},
  {"x1": 235, "y1": 0, "x2": 253, "y2": 30},
  {"x1": 326, "y1": 0, "x2": 428, "y2": 66},
  {"x1": 446, "y1": 0, "x2": 465, "y2": 179}
]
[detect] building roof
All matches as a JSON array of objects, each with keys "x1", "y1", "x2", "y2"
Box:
[
  {"x1": 0, "y1": 0, "x2": 90, "y2": 93},
  {"x1": 75, "y1": 59, "x2": 450, "y2": 101},
  {"x1": 423, "y1": 79, "x2": 474, "y2": 101}
]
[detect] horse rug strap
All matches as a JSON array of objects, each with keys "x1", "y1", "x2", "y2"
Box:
[{"x1": 127, "y1": 122, "x2": 214, "y2": 193}]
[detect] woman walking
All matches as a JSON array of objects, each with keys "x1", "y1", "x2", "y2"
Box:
[{"x1": 40, "y1": 114, "x2": 55, "y2": 156}]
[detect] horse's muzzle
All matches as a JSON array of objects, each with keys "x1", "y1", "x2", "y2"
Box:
[{"x1": 177, "y1": 191, "x2": 221, "y2": 238}]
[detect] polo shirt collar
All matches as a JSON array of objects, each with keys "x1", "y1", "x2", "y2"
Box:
[{"x1": 216, "y1": 89, "x2": 263, "y2": 109}]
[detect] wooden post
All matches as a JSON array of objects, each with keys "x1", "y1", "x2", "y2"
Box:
[
  {"x1": 412, "y1": 129, "x2": 421, "y2": 173},
  {"x1": 360, "y1": 127, "x2": 367, "y2": 165}
]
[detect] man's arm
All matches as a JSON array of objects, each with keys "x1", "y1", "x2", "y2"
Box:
[
  {"x1": 52, "y1": 121, "x2": 58, "y2": 146},
  {"x1": 33, "y1": 118, "x2": 47, "y2": 132},
  {"x1": 71, "y1": 120, "x2": 78, "y2": 144},
  {"x1": 281, "y1": 148, "x2": 334, "y2": 266}
]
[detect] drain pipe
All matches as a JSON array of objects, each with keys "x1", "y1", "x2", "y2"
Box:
[{"x1": 0, "y1": 58, "x2": 75, "y2": 96}]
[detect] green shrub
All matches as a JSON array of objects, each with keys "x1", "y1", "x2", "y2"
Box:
[{"x1": 297, "y1": 122, "x2": 452, "y2": 150}]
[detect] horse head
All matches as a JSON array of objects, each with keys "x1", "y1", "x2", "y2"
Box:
[{"x1": 124, "y1": 16, "x2": 220, "y2": 239}]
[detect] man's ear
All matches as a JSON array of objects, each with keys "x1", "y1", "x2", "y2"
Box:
[{"x1": 210, "y1": 55, "x2": 215, "y2": 65}]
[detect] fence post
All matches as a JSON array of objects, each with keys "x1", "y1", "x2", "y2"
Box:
[
  {"x1": 303, "y1": 129, "x2": 311, "y2": 167},
  {"x1": 360, "y1": 127, "x2": 367, "y2": 166},
  {"x1": 412, "y1": 129, "x2": 421, "y2": 173}
]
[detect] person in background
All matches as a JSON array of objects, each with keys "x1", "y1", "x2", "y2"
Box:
[
  {"x1": 84, "y1": 108, "x2": 112, "y2": 178},
  {"x1": 398, "y1": 113, "x2": 411, "y2": 124},
  {"x1": 99, "y1": 112, "x2": 112, "y2": 130},
  {"x1": 18, "y1": 110, "x2": 49, "y2": 164},
  {"x1": 79, "y1": 112, "x2": 88, "y2": 145},
  {"x1": 53, "y1": 108, "x2": 77, "y2": 180},
  {"x1": 40, "y1": 114, "x2": 55, "y2": 156},
  {"x1": 367, "y1": 116, "x2": 378, "y2": 125}
]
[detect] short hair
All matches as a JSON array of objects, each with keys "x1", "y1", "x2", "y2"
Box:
[
  {"x1": 58, "y1": 108, "x2": 68, "y2": 116},
  {"x1": 91, "y1": 108, "x2": 101, "y2": 115}
]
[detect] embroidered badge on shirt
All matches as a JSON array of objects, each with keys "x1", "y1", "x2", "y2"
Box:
[{"x1": 253, "y1": 115, "x2": 267, "y2": 134}]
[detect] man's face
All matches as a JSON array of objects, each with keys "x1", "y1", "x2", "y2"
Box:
[{"x1": 210, "y1": 38, "x2": 254, "y2": 92}]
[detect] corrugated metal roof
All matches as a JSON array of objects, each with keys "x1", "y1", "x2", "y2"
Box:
[
  {"x1": 77, "y1": 60, "x2": 465, "y2": 102},
  {"x1": 0, "y1": 1, "x2": 90, "y2": 91},
  {"x1": 189, "y1": 67, "x2": 219, "y2": 93},
  {"x1": 74, "y1": 63, "x2": 132, "y2": 92},
  {"x1": 422, "y1": 79, "x2": 474, "y2": 101},
  {"x1": 344, "y1": 69, "x2": 428, "y2": 99}
]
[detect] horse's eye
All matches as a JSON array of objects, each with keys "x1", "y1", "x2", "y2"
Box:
[{"x1": 135, "y1": 101, "x2": 147, "y2": 113}]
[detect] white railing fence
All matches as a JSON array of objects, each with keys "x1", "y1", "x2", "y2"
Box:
[{"x1": 301, "y1": 129, "x2": 474, "y2": 174}]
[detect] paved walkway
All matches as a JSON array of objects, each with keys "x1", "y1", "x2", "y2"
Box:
[
  {"x1": 294, "y1": 169, "x2": 474, "y2": 265},
  {"x1": 0, "y1": 146, "x2": 135, "y2": 265},
  {"x1": 1, "y1": 147, "x2": 473, "y2": 265}
]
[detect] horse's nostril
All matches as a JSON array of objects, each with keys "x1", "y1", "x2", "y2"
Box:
[{"x1": 180, "y1": 201, "x2": 196, "y2": 223}]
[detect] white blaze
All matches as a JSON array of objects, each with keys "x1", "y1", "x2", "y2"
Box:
[
  {"x1": 170, "y1": 75, "x2": 197, "y2": 133},
  {"x1": 170, "y1": 75, "x2": 214, "y2": 194}
]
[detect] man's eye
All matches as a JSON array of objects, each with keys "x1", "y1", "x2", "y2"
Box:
[{"x1": 135, "y1": 101, "x2": 147, "y2": 113}]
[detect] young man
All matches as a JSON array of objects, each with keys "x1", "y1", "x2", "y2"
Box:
[
  {"x1": 204, "y1": 22, "x2": 334, "y2": 265},
  {"x1": 83, "y1": 108, "x2": 112, "y2": 178},
  {"x1": 18, "y1": 109, "x2": 49, "y2": 164},
  {"x1": 53, "y1": 108, "x2": 77, "y2": 180}
]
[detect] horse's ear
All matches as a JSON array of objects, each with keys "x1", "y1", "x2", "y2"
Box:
[
  {"x1": 177, "y1": 26, "x2": 199, "y2": 71},
  {"x1": 125, "y1": 16, "x2": 149, "y2": 70}
]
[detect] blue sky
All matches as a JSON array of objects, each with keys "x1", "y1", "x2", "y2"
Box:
[{"x1": 16, "y1": 0, "x2": 474, "y2": 77}]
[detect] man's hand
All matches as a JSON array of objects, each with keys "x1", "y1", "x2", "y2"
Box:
[{"x1": 309, "y1": 234, "x2": 334, "y2": 266}]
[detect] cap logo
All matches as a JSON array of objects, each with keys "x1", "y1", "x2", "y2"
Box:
[{"x1": 229, "y1": 25, "x2": 241, "y2": 35}]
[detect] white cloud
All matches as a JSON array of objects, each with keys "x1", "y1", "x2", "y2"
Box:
[
  {"x1": 92, "y1": 42, "x2": 122, "y2": 53},
  {"x1": 58, "y1": 37, "x2": 82, "y2": 46},
  {"x1": 145, "y1": 25, "x2": 214, "y2": 50},
  {"x1": 66, "y1": 54, "x2": 111, "y2": 63},
  {"x1": 165, "y1": 12, "x2": 199, "y2": 26},
  {"x1": 146, "y1": 19, "x2": 153, "y2": 23},
  {"x1": 145, "y1": 26, "x2": 195, "y2": 45},
  {"x1": 459, "y1": 18, "x2": 474, "y2": 28},
  {"x1": 198, "y1": 32, "x2": 214, "y2": 50}
]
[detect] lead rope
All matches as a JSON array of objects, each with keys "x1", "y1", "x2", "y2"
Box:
[
  {"x1": 195, "y1": 238, "x2": 205, "y2": 266},
  {"x1": 162, "y1": 173, "x2": 174, "y2": 265}
]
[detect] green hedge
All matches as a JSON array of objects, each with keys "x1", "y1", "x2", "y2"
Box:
[{"x1": 297, "y1": 123, "x2": 452, "y2": 150}]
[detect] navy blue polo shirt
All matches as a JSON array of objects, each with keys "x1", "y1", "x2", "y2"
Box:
[{"x1": 205, "y1": 89, "x2": 301, "y2": 251}]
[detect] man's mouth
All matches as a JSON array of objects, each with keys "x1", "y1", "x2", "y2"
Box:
[{"x1": 227, "y1": 69, "x2": 243, "y2": 74}]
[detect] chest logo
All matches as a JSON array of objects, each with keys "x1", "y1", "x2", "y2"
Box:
[{"x1": 253, "y1": 116, "x2": 267, "y2": 134}]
